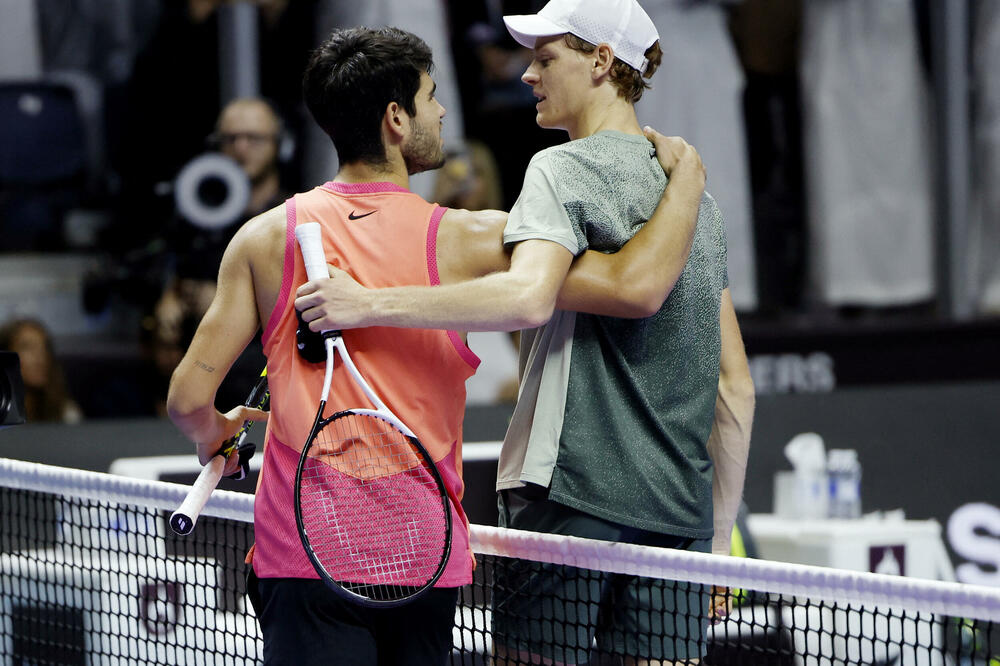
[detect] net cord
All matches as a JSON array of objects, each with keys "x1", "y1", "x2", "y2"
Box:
[
  {"x1": 3, "y1": 456, "x2": 999, "y2": 622},
  {"x1": 1, "y1": 456, "x2": 254, "y2": 523}
]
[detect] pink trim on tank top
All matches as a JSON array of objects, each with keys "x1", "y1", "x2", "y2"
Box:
[
  {"x1": 262, "y1": 197, "x2": 298, "y2": 347},
  {"x1": 321, "y1": 181, "x2": 411, "y2": 195},
  {"x1": 426, "y1": 206, "x2": 445, "y2": 286},
  {"x1": 426, "y1": 206, "x2": 481, "y2": 370},
  {"x1": 448, "y1": 331, "x2": 481, "y2": 370},
  {"x1": 434, "y1": 441, "x2": 474, "y2": 587}
]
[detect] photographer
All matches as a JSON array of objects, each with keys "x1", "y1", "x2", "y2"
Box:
[
  {"x1": 170, "y1": 97, "x2": 290, "y2": 281},
  {"x1": 149, "y1": 97, "x2": 285, "y2": 416}
]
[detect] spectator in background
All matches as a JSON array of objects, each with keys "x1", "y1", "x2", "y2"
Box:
[
  {"x1": 0, "y1": 319, "x2": 82, "y2": 424},
  {"x1": 112, "y1": 0, "x2": 316, "y2": 253},
  {"x1": 432, "y1": 140, "x2": 504, "y2": 213},
  {"x1": 148, "y1": 97, "x2": 283, "y2": 416},
  {"x1": 145, "y1": 279, "x2": 216, "y2": 417},
  {"x1": 172, "y1": 97, "x2": 291, "y2": 282},
  {"x1": 219, "y1": 98, "x2": 288, "y2": 213}
]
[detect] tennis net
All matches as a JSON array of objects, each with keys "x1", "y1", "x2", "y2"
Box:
[{"x1": 1, "y1": 457, "x2": 997, "y2": 665}]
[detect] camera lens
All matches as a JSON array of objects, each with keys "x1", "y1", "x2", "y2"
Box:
[{"x1": 197, "y1": 175, "x2": 230, "y2": 208}]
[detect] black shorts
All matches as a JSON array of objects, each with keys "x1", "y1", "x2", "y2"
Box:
[
  {"x1": 493, "y1": 484, "x2": 711, "y2": 665},
  {"x1": 250, "y1": 573, "x2": 458, "y2": 666}
]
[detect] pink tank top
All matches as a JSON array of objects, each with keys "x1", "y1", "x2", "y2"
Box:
[{"x1": 250, "y1": 181, "x2": 480, "y2": 586}]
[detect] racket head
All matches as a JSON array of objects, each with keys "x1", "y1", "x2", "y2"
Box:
[{"x1": 294, "y1": 409, "x2": 453, "y2": 607}]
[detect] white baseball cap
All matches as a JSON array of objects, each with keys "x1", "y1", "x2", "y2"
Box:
[{"x1": 503, "y1": 0, "x2": 659, "y2": 74}]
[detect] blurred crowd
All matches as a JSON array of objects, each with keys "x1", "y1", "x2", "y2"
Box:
[{"x1": 1, "y1": 0, "x2": 999, "y2": 422}]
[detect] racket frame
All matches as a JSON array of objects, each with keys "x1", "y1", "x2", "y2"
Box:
[{"x1": 292, "y1": 335, "x2": 453, "y2": 608}]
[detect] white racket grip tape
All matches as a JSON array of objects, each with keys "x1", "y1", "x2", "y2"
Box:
[
  {"x1": 169, "y1": 455, "x2": 226, "y2": 535},
  {"x1": 295, "y1": 222, "x2": 328, "y2": 282}
]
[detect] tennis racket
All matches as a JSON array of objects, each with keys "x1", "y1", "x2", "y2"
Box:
[
  {"x1": 170, "y1": 369, "x2": 269, "y2": 535},
  {"x1": 293, "y1": 221, "x2": 452, "y2": 607}
]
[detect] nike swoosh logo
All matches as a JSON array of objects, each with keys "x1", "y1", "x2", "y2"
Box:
[{"x1": 348, "y1": 210, "x2": 376, "y2": 220}]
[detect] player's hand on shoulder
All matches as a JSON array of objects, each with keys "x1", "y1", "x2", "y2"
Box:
[
  {"x1": 294, "y1": 265, "x2": 371, "y2": 330},
  {"x1": 642, "y1": 127, "x2": 706, "y2": 185}
]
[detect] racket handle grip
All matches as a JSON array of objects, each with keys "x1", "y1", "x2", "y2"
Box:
[
  {"x1": 295, "y1": 222, "x2": 328, "y2": 282},
  {"x1": 170, "y1": 455, "x2": 226, "y2": 535},
  {"x1": 295, "y1": 221, "x2": 340, "y2": 338}
]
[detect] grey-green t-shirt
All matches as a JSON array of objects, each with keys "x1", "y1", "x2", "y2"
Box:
[{"x1": 498, "y1": 130, "x2": 728, "y2": 538}]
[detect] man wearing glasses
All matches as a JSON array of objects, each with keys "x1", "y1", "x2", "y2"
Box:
[{"x1": 210, "y1": 97, "x2": 290, "y2": 221}]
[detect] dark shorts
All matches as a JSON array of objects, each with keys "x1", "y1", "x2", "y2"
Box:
[
  {"x1": 250, "y1": 573, "x2": 458, "y2": 666},
  {"x1": 493, "y1": 484, "x2": 711, "y2": 664}
]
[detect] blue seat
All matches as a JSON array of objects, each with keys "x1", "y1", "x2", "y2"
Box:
[{"x1": 0, "y1": 82, "x2": 87, "y2": 250}]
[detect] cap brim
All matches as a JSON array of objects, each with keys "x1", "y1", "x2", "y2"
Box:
[{"x1": 503, "y1": 14, "x2": 567, "y2": 49}]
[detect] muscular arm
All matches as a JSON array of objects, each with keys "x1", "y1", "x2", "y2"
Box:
[
  {"x1": 295, "y1": 129, "x2": 703, "y2": 330},
  {"x1": 166, "y1": 217, "x2": 272, "y2": 465},
  {"x1": 558, "y1": 134, "x2": 706, "y2": 317},
  {"x1": 296, "y1": 238, "x2": 574, "y2": 332},
  {"x1": 706, "y1": 288, "x2": 755, "y2": 555},
  {"x1": 440, "y1": 140, "x2": 705, "y2": 320},
  {"x1": 436, "y1": 130, "x2": 706, "y2": 318}
]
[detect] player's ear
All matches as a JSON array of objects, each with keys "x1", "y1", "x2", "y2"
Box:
[
  {"x1": 384, "y1": 101, "x2": 407, "y2": 141},
  {"x1": 592, "y1": 44, "x2": 615, "y2": 80}
]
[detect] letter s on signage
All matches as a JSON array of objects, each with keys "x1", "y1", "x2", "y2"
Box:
[{"x1": 947, "y1": 503, "x2": 1000, "y2": 586}]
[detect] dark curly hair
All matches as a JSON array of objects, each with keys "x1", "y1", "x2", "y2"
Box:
[{"x1": 303, "y1": 27, "x2": 434, "y2": 166}]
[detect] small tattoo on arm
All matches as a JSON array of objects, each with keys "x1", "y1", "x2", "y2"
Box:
[{"x1": 194, "y1": 360, "x2": 216, "y2": 373}]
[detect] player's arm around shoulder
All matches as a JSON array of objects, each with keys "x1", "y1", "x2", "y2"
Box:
[
  {"x1": 557, "y1": 129, "x2": 706, "y2": 318},
  {"x1": 295, "y1": 207, "x2": 573, "y2": 332},
  {"x1": 166, "y1": 206, "x2": 281, "y2": 463},
  {"x1": 435, "y1": 207, "x2": 511, "y2": 284}
]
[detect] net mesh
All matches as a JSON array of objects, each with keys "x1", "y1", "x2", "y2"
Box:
[{"x1": 2, "y1": 458, "x2": 998, "y2": 665}]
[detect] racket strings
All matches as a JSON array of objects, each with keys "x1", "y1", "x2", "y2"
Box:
[{"x1": 298, "y1": 412, "x2": 449, "y2": 599}]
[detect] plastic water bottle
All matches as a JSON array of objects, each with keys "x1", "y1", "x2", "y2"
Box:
[{"x1": 827, "y1": 449, "x2": 862, "y2": 519}]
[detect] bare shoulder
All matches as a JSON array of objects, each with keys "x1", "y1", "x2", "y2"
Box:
[
  {"x1": 440, "y1": 205, "x2": 503, "y2": 224},
  {"x1": 443, "y1": 207, "x2": 506, "y2": 234},
  {"x1": 437, "y1": 208, "x2": 510, "y2": 283},
  {"x1": 239, "y1": 203, "x2": 287, "y2": 257},
  {"x1": 229, "y1": 203, "x2": 287, "y2": 317}
]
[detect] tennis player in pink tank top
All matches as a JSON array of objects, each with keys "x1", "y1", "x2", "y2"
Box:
[{"x1": 166, "y1": 25, "x2": 707, "y2": 666}]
